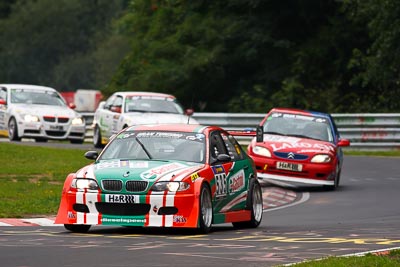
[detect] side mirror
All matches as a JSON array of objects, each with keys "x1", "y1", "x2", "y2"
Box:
[
  {"x1": 84, "y1": 151, "x2": 99, "y2": 160},
  {"x1": 110, "y1": 106, "x2": 122, "y2": 113},
  {"x1": 217, "y1": 153, "x2": 231, "y2": 162},
  {"x1": 185, "y1": 108, "x2": 194, "y2": 116},
  {"x1": 256, "y1": 126, "x2": 263, "y2": 142},
  {"x1": 69, "y1": 103, "x2": 76, "y2": 109},
  {"x1": 337, "y1": 139, "x2": 350, "y2": 147},
  {"x1": 0, "y1": 99, "x2": 6, "y2": 105}
]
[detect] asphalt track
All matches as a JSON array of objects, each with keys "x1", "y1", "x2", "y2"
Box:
[{"x1": 1, "y1": 140, "x2": 400, "y2": 266}]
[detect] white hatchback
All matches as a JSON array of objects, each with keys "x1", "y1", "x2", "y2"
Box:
[
  {"x1": 92, "y1": 91, "x2": 198, "y2": 147},
  {"x1": 0, "y1": 84, "x2": 86, "y2": 143}
]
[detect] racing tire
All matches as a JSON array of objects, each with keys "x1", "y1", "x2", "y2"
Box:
[
  {"x1": 198, "y1": 183, "x2": 213, "y2": 234},
  {"x1": 8, "y1": 117, "x2": 21, "y2": 141},
  {"x1": 64, "y1": 224, "x2": 91, "y2": 233},
  {"x1": 93, "y1": 125, "x2": 103, "y2": 148},
  {"x1": 232, "y1": 179, "x2": 263, "y2": 229},
  {"x1": 324, "y1": 164, "x2": 341, "y2": 191}
]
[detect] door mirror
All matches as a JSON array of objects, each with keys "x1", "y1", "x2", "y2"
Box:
[
  {"x1": 216, "y1": 154, "x2": 231, "y2": 162},
  {"x1": 0, "y1": 99, "x2": 6, "y2": 105},
  {"x1": 110, "y1": 106, "x2": 122, "y2": 113},
  {"x1": 256, "y1": 126, "x2": 263, "y2": 142},
  {"x1": 338, "y1": 138, "x2": 350, "y2": 147},
  {"x1": 84, "y1": 151, "x2": 99, "y2": 160}
]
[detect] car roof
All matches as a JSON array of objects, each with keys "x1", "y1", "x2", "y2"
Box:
[
  {"x1": 268, "y1": 107, "x2": 331, "y2": 119},
  {"x1": 0, "y1": 84, "x2": 56, "y2": 91},
  {"x1": 124, "y1": 123, "x2": 219, "y2": 134},
  {"x1": 114, "y1": 91, "x2": 177, "y2": 99}
]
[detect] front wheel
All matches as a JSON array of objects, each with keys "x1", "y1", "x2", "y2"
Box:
[
  {"x1": 8, "y1": 117, "x2": 21, "y2": 141},
  {"x1": 64, "y1": 224, "x2": 91, "y2": 233},
  {"x1": 324, "y1": 164, "x2": 341, "y2": 191},
  {"x1": 232, "y1": 179, "x2": 263, "y2": 229},
  {"x1": 93, "y1": 125, "x2": 103, "y2": 148},
  {"x1": 198, "y1": 183, "x2": 213, "y2": 234}
]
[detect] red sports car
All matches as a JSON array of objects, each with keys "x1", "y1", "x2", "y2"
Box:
[{"x1": 247, "y1": 108, "x2": 350, "y2": 190}]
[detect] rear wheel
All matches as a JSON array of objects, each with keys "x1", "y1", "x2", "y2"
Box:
[
  {"x1": 8, "y1": 117, "x2": 21, "y2": 141},
  {"x1": 64, "y1": 224, "x2": 91, "y2": 233},
  {"x1": 232, "y1": 179, "x2": 263, "y2": 229},
  {"x1": 198, "y1": 183, "x2": 213, "y2": 234}
]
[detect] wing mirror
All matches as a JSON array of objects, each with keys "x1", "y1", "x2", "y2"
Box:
[
  {"x1": 338, "y1": 139, "x2": 350, "y2": 147},
  {"x1": 256, "y1": 126, "x2": 264, "y2": 142},
  {"x1": 0, "y1": 99, "x2": 6, "y2": 105},
  {"x1": 217, "y1": 154, "x2": 231, "y2": 162},
  {"x1": 84, "y1": 151, "x2": 99, "y2": 160}
]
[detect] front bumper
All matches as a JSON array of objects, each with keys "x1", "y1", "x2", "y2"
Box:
[
  {"x1": 18, "y1": 120, "x2": 85, "y2": 141},
  {"x1": 55, "y1": 190, "x2": 200, "y2": 228}
]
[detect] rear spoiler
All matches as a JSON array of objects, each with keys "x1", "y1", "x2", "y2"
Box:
[{"x1": 228, "y1": 126, "x2": 264, "y2": 142}]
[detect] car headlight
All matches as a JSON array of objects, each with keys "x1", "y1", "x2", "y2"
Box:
[
  {"x1": 252, "y1": 146, "x2": 271, "y2": 157},
  {"x1": 72, "y1": 117, "x2": 84, "y2": 125},
  {"x1": 151, "y1": 181, "x2": 190, "y2": 192},
  {"x1": 71, "y1": 178, "x2": 99, "y2": 190},
  {"x1": 23, "y1": 114, "x2": 40, "y2": 123},
  {"x1": 311, "y1": 154, "x2": 331, "y2": 163}
]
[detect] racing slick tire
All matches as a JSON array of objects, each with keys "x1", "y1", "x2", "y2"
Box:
[
  {"x1": 232, "y1": 178, "x2": 263, "y2": 229},
  {"x1": 8, "y1": 117, "x2": 21, "y2": 141},
  {"x1": 64, "y1": 224, "x2": 91, "y2": 233},
  {"x1": 198, "y1": 183, "x2": 213, "y2": 234},
  {"x1": 93, "y1": 124, "x2": 103, "y2": 148},
  {"x1": 324, "y1": 164, "x2": 341, "y2": 191}
]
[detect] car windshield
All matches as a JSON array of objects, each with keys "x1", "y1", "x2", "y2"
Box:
[
  {"x1": 263, "y1": 113, "x2": 333, "y2": 142},
  {"x1": 124, "y1": 96, "x2": 184, "y2": 114},
  {"x1": 99, "y1": 131, "x2": 206, "y2": 163},
  {"x1": 10, "y1": 89, "x2": 66, "y2": 106}
]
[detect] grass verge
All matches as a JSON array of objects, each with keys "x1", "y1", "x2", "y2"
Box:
[{"x1": 0, "y1": 142, "x2": 92, "y2": 217}]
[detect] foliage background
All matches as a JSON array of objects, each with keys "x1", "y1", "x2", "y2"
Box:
[{"x1": 1, "y1": 0, "x2": 399, "y2": 113}]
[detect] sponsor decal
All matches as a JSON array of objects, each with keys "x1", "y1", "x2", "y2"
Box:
[
  {"x1": 67, "y1": 211, "x2": 76, "y2": 219},
  {"x1": 212, "y1": 165, "x2": 225, "y2": 174},
  {"x1": 229, "y1": 170, "x2": 245, "y2": 193},
  {"x1": 140, "y1": 162, "x2": 186, "y2": 180},
  {"x1": 96, "y1": 160, "x2": 121, "y2": 169},
  {"x1": 173, "y1": 215, "x2": 187, "y2": 223},
  {"x1": 101, "y1": 218, "x2": 145, "y2": 224},
  {"x1": 190, "y1": 172, "x2": 199, "y2": 182},
  {"x1": 105, "y1": 194, "x2": 138, "y2": 203},
  {"x1": 153, "y1": 205, "x2": 158, "y2": 213}
]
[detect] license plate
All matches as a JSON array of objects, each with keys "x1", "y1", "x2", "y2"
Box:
[
  {"x1": 49, "y1": 125, "x2": 64, "y2": 131},
  {"x1": 105, "y1": 194, "x2": 138, "y2": 203},
  {"x1": 276, "y1": 162, "x2": 303, "y2": 172}
]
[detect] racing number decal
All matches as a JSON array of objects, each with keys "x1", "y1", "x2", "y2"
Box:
[{"x1": 215, "y1": 173, "x2": 227, "y2": 197}]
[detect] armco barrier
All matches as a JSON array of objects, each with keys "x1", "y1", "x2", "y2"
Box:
[{"x1": 81, "y1": 112, "x2": 400, "y2": 150}]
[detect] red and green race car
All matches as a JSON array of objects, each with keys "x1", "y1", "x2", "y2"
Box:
[{"x1": 55, "y1": 124, "x2": 263, "y2": 233}]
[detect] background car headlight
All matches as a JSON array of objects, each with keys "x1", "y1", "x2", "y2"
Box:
[
  {"x1": 72, "y1": 117, "x2": 84, "y2": 125},
  {"x1": 71, "y1": 178, "x2": 99, "y2": 190},
  {"x1": 311, "y1": 154, "x2": 331, "y2": 163},
  {"x1": 151, "y1": 181, "x2": 190, "y2": 192},
  {"x1": 252, "y1": 146, "x2": 271, "y2": 157},
  {"x1": 23, "y1": 114, "x2": 40, "y2": 122}
]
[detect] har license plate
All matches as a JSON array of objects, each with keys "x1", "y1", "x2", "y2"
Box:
[{"x1": 276, "y1": 162, "x2": 303, "y2": 172}]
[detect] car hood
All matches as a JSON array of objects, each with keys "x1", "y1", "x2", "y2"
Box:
[
  {"x1": 122, "y1": 113, "x2": 198, "y2": 125},
  {"x1": 76, "y1": 160, "x2": 204, "y2": 188},
  {"x1": 11, "y1": 104, "x2": 79, "y2": 117},
  {"x1": 254, "y1": 134, "x2": 336, "y2": 155}
]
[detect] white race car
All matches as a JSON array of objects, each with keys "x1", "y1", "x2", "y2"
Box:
[
  {"x1": 0, "y1": 84, "x2": 86, "y2": 143},
  {"x1": 92, "y1": 91, "x2": 198, "y2": 147}
]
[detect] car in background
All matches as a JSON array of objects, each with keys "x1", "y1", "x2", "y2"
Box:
[
  {"x1": 0, "y1": 84, "x2": 86, "y2": 143},
  {"x1": 55, "y1": 124, "x2": 263, "y2": 233},
  {"x1": 246, "y1": 108, "x2": 350, "y2": 190},
  {"x1": 92, "y1": 91, "x2": 198, "y2": 148}
]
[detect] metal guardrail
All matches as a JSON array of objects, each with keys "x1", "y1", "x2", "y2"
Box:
[{"x1": 81, "y1": 112, "x2": 400, "y2": 150}]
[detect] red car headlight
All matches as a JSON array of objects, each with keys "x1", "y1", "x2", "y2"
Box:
[
  {"x1": 311, "y1": 154, "x2": 331, "y2": 163},
  {"x1": 252, "y1": 146, "x2": 272, "y2": 157}
]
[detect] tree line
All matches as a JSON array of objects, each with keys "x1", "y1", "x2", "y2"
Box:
[{"x1": 1, "y1": 0, "x2": 399, "y2": 113}]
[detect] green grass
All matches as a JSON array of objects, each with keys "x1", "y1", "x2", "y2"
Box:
[
  {"x1": 344, "y1": 149, "x2": 400, "y2": 157},
  {"x1": 0, "y1": 142, "x2": 92, "y2": 217},
  {"x1": 285, "y1": 250, "x2": 400, "y2": 266}
]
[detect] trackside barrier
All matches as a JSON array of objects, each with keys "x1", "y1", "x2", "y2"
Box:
[{"x1": 80, "y1": 112, "x2": 400, "y2": 151}]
